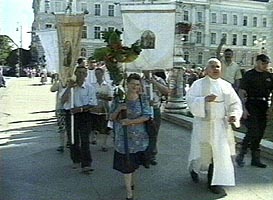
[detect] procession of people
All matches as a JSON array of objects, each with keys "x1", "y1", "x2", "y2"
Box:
[{"x1": 45, "y1": 46, "x2": 272, "y2": 200}]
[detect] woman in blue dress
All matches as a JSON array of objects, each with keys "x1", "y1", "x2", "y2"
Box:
[{"x1": 110, "y1": 73, "x2": 152, "y2": 200}]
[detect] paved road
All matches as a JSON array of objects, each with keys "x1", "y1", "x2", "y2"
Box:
[{"x1": 0, "y1": 78, "x2": 272, "y2": 200}]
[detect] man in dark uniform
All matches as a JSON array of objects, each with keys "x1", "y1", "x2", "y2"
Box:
[{"x1": 236, "y1": 54, "x2": 272, "y2": 168}]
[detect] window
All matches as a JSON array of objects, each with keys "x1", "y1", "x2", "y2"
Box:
[
  {"x1": 233, "y1": 15, "x2": 238, "y2": 25},
  {"x1": 253, "y1": 17, "x2": 257, "y2": 27},
  {"x1": 108, "y1": 27, "x2": 115, "y2": 32},
  {"x1": 210, "y1": 33, "x2": 216, "y2": 45},
  {"x1": 45, "y1": 0, "x2": 50, "y2": 13},
  {"x1": 80, "y1": 2, "x2": 87, "y2": 12},
  {"x1": 252, "y1": 35, "x2": 257, "y2": 46},
  {"x1": 197, "y1": 52, "x2": 203, "y2": 64},
  {"x1": 242, "y1": 35, "x2": 247, "y2": 46},
  {"x1": 45, "y1": 23, "x2": 53, "y2": 29},
  {"x1": 184, "y1": 51, "x2": 190, "y2": 63},
  {"x1": 196, "y1": 32, "x2": 202, "y2": 44},
  {"x1": 243, "y1": 16, "x2": 248, "y2": 26},
  {"x1": 108, "y1": 5, "x2": 114, "y2": 17},
  {"x1": 94, "y1": 26, "x2": 101, "y2": 39},
  {"x1": 211, "y1": 13, "x2": 216, "y2": 23},
  {"x1": 184, "y1": 10, "x2": 189, "y2": 21},
  {"x1": 80, "y1": 48, "x2": 87, "y2": 58},
  {"x1": 183, "y1": 35, "x2": 189, "y2": 42},
  {"x1": 222, "y1": 14, "x2": 227, "y2": 24},
  {"x1": 232, "y1": 34, "x2": 237, "y2": 45},
  {"x1": 197, "y1": 12, "x2": 203, "y2": 22},
  {"x1": 54, "y1": 1, "x2": 63, "y2": 12},
  {"x1": 95, "y1": 4, "x2": 101, "y2": 16},
  {"x1": 82, "y1": 26, "x2": 87, "y2": 39},
  {"x1": 263, "y1": 18, "x2": 267, "y2": 27}
]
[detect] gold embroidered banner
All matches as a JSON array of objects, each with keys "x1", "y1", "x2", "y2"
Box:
[{"x1": 55, "y1": 14, "x2": 84, "y2": 82}]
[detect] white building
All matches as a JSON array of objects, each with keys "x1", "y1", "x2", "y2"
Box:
[{"x1": 31, "y1": 0, "x2": 273, "y2": 69}]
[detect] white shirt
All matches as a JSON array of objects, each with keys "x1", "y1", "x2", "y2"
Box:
[{"x1": 63, "y1": 82, "x2": 97, "y2": 110}]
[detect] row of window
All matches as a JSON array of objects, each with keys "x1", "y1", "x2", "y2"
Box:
[
  {"x1": 182, "y1": 32, "x2": 267, "y2": 46},
  {"x1": 44, "y1": 1, "x2": 115, "y2": 17},
  {"x1": 183, "y1": 10, "x2": 267, "y2": 27},
  {"x1": 209, "y1": 33, "x2": 266, "y2": 46}
]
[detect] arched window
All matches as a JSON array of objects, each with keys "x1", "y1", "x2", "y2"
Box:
[{"x1": 80, "y1": 48, "x2": 87, "y2": 58}]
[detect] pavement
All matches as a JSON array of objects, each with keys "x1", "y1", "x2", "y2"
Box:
[{"x1": 0, "y1": 77, "x2": 272, "y2": 200}]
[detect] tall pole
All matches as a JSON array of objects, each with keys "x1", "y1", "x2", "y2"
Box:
[{"x1": 16, "y1": 23, "x2": 23, "y2": 77}]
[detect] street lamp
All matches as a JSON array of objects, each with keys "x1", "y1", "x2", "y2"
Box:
[{"x1": 16, "y1": 23, "x2": 23, "y2": 77}]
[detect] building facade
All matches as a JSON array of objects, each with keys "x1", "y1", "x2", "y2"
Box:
[{"x1": 31, "y1": 0, "x2": 273, "y2": 69}]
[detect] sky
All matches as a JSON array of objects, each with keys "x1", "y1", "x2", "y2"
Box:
[{"x1": 0, "y1": 0, "x2": 34, "y2": 49}]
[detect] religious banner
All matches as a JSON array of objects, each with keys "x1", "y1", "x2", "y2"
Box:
[
  {"x1": 55, "y1": 14, "x2": 84, "y2": 82},
  {"x1": 36, "y1": 29, "x2": 59, "y2": 73},
  {"x1": 120, "y1": 2, "x2": 176, "y2": 71}
]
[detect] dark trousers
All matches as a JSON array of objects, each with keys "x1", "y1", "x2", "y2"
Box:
[
  {"x1": 65, "y1": 111, "x2": 93, "y2": 168},
  {"x1": 242, "y1": 100, "x2": 268, "y2": 151},
  {"x1": 149, "y1": 108, "x2": 161, "y2": 159}
]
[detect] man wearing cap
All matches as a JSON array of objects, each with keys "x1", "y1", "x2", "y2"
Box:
[{"x1": 236, "y1": 54, "x2": 273, "y2": 168}]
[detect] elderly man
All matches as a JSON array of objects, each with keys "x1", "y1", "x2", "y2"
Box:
[
  {"x1": 186, "y1": 58, "x2": 242, "y2": 195},
  {"x1": 62, "y1": 60, "x2": 97, "y2": 174}
]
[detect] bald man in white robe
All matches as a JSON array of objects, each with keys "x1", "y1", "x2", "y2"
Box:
[{"x1": 186, "y1": 58, "x2": 242, "y2": 196}]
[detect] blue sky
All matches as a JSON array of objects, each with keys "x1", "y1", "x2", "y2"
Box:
[{"x1": 0, "y1": 0, "x2": 34, "y2": 49}]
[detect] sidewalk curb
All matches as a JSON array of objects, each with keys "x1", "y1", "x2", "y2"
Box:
[{"x1": 162, "y1": 112, "x2": 273, "y2": 160}]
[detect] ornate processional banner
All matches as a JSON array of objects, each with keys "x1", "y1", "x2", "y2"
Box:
[
  {"x1": 55, "y1": 14, "x2": 84, "y2": 82},
  {"x1": 36, "y1": 29, "x2": 60, "y2": 73},
  {"x1": 121, "y1": 3, "x2": 176, "y2": 71}
]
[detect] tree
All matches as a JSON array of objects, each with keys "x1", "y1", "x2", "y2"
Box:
[{"x1": 0, "y1": 35, "x2": 13, "y2": 65}]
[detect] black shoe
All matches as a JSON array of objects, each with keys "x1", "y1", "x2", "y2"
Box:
[
  {"x1": 56, "y1": 146, "x2": 64, "y2": 152},
  {"x1": 251, "y1": 161, "x2": 267, "y2": 168},
  {"x1": 208, "y1": 185, "x2": 226, "y2": 195},
  {"x1": 235, "y1": 155, "x2": 245, "y2": 167},
  {"x1": 143, "y1": 162, "x2": 150, "y2": 169},
  {"x1": 126, "y1": 198, "x2": 133, "y2": 200},
  {"x1": 101, "y1": 147, "x2": 108, "y2": 152},
  {"x1": 150, "y1": 160, "x2": 158, "y2": 165},
  {"x1": 190, "y1": 170, "x2": 199, "y2": 183}
]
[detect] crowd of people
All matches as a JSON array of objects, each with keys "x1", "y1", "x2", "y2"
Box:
[{"x1": 49, "y1": 48, "x2": 272, "y2": 199}]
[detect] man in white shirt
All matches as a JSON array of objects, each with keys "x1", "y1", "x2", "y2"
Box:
[
  {"x1": 62, "y1": 58, "x2": 98, "y2": 174},
  {"x1": 217, "y1": 37, "x2": 242, "y2": 91}
]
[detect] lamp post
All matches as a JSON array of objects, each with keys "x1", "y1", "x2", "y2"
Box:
[{"x1": 16, "y1": 24, "x2": 23, "y2": 77}]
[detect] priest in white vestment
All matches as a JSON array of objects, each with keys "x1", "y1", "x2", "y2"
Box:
[{"x1": 186, "y1": 58, "x2": 242, "y2": 195}]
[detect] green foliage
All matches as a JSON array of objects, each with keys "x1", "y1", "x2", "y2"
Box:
[
  {"x1": 93, "y1": 29, "x2": 142, "y2": 86},
  {"x1": 0, "y1": 35, "x2": 13, "y2": 65}
]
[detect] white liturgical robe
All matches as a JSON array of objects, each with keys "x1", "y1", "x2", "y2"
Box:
[{"x1": 186, "y1": 76, "x2": 242, "y2": 186}]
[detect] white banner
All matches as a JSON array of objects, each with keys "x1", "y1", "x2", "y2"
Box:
[
  {"x1": 121, "y1": 3, "x2": 176, "y2": 71},
  {"x1": 36, "y1": 30, "x2": 60, "y2": 73}
]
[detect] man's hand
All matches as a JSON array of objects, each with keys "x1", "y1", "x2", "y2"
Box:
[
  {"x1": 228, "y1": 116, "x2": 236, "y2": 123},
  {"x1": 205, "y1": 94, "x2": 217, "y2": 102},
  {"x1": 220, "y1": 36, "x2": 226, "y2": 45}
]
